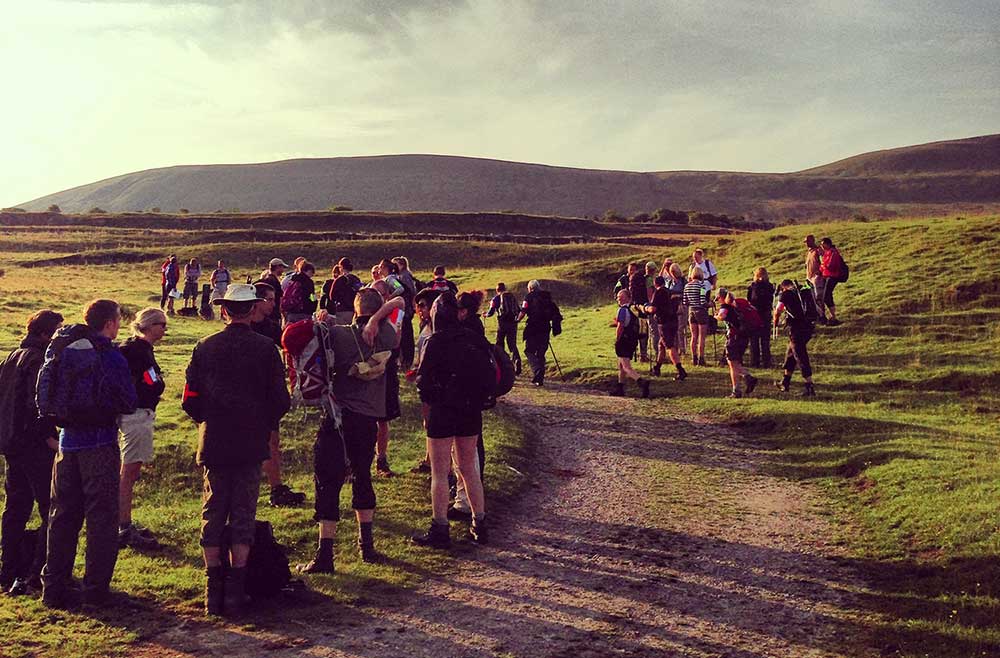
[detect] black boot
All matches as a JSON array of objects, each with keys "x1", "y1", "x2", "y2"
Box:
[
  {"x1": 299, "y1": 538, "x2": 335, "y2": 574},
  {"x1": 205, "y1": 566, "x2": 224, "y2": 616},
  {"x1": 357, "y1": 522, "x2": 383, "y2": 563},
  {"x1": 675, "y1": 364, "x2": 687, "y2": 381},
  {"x1": 609, "y1": 382, "x2": 625, "y2": 397},
  {"x1": 470, "y1": 517, "x2": 488, "y2": 545},
  {"x1": 776, "y1": 374, "x2": 791, "y2": 393},
  {"x1": 412, "y1": 521, "x2": 450, "y2": 550},
  {"x1": 802, "y1": 382, "x2": 816, "y2": 397},
  {"x1": 744, "y1": 374, "x2": 758, "y2": 396},
  {"x1": 222, "y1": 567, "x2": 248, "y2": 618},
  {"x1": 651, "y1": 363, "x2": 662, "y2": 377},
  {"x1": 638, "y1": 378, "x2": 651, "y2": 399}
]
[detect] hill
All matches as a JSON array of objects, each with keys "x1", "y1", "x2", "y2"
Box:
[{"x1": 19, "y1": 135, "x2": 1000, "y2": 221}]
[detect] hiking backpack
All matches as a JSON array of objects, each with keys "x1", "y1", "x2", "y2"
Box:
[
  {"x1": 618, "y1": 306, "x2": 640, "y2": 346},
  {"x1": 36, "y1": 324, "x2": 108, "y2": 427},
  {"x1": 498, "y1": 292, "x2": 518, "y2": 322},
  {"x1": 485, "y1": 344, "x2": 516, "y2": 409},
  {"x1": 836, "y1": 260, "x2": 850, "y2": 283},
  {"x1": 787, "y1": 282, "x2": 819, "y2": 325},
  {"x1": 280, "y1": 276, "x2": 308, "y2": 315},
  {"x1": 428, "y1": 278, "x2": 454, "y2": 293},
  {"x1": 732, "y1": 298, "x2": 765, "y2": 336},
  {"x1": 221, "y1": 521, "x2": 292, "y2": 601},
  {"x1": 281, "y1": 319, "x2": 342, "y2": 428}
]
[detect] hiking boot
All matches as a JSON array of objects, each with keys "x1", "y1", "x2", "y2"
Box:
[
  {"x1": 205, "y1": 566, "x2": 224, "y2": 616},
  {"x1": 744, "y1": 374, "x2": 759, "y2": 396},
  {"x1": 7, "y1": 577, "x2": 33, "y2": 597},
  {"x1": 270, "y1": 484, "x2": 306, "y2": 507},
  {"x1": 447, "y1": 505, "x2": 473, "y2": 523},
  {"x1": 410, "y1": 458, "x2": 431, "y2": 474},
  {"x1": 728, "y1": 390, "x2": 743, "y2": 399},
  {"x1": 119, "y1": 523, "x2": 159, "y2": 550},
  {"x1": 826, "y1": 318, "x2": 842, "y2": 326},
  {"x1": 470, "y1": 518, "x2": 488, "y2": 545},
  {"x1": 638, "y1": 378, "x2": 651, "y2": 399},
  {"x1": 639, "y1": 354, "x2": 649, "y2": 363},
  {"x1": 802, "y1": 382, "x2": 816, "y2": 397},
  {"x1": 674, "y1": 365, "x2": 687, "y2": 381},
  {"x1": 609, "y1": 383, "x2": 625, "y2": 397},
  {"x1": 651, "y1": 363, "x2": 662, "y2": 377},
  {"x1": 223, "y1": 567, "x2": 248, "y2": 618},
  {"x1": 375, "y1": 457, "x2": 395, "y2": 478},
  {"x1": 698, "y1": 356, "x2": 707, "y2": 367},
  {"x1": 412, "y1": 522, "x2": 450, "y2": 550},
  {"x1": 358, "y1": 541, "x2": 385, "y2": 565},
  {"x1": 776, "y1": 375, "x2": 791, "y2": 393},
  {"x1": 298, "y1": 557, "x2": 335, "y2": 574}
]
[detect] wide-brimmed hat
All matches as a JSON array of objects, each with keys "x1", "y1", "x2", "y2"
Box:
[
  {"x1": 269, "y1": 257, "x2": 289, "y2": 268},
  {"x1": 212, "y1": 283, "x2": 260, "y2": 305}
]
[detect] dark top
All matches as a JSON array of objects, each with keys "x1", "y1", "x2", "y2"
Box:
[
  {"x1": 319, "y1": 278, "x2": 335, "y2": 312},
  {"x1": 119, "y1": 337, "x2": 165, "y2": 410},
  {"x1": 628, "y1": 272, "x2": 648, "y2": 306},
  {"x1": 460, "y1": 314, "x2": 486, "y2": 337},
  {"x1": 329, "y1": 273, "x2": 363, "y2": 314},
  {"x1": 183, "y1": 323, "x2": 290, "y2": 467},
  {"x1": 522, "y1": 290, "x2": 556, "y2": 337},
  {"x1": 0, "y1": 335, "x2": 57, "y2": 456},
  {"x1": 747, "y1": 281, "x2": 776, "y2": 318},
  {"x1": 283, "y1": 272, "x2": 317, "y2": 315},
  {"x1": 261, "y1": 273, "x2": 283, "y2": 322},
  {"x1": 251, "y1": 317, "x2": 282, "y2": 347},
  {"x1": 778, "y1": 289, "x2": 811, "y2": 333},
  {"x1": 328, "y1": 318, "x2": 397, "y2": 418},
  {"x1": 416, "y1": 327, "x2": 490, "y2": 407},
  {"x1": 426, "y1": 277, "x2": 459, "y2": 294},
  {"x1": 649, "y1": 287, "x2": 676, "y2": 325}
]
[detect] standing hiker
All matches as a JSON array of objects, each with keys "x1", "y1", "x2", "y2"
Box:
[
  {"x1": 0, "y1": 310, "x2": 63, "y2": 596},
  {"x1": 610, "y1": 289, "x2": 651, "y2": 398},
  {"x1": 646, "y1": 276, "x2": 687, "y2": 382},
  {"x1": 329, "y1": 257, "x2": 364, "y2": 325},
  {"x1": 692, "y1": 249, "x2": 718, "y2": 289},
  {"x1": 183, "y1": 258, "x2": 202, "y2": 309},
  {"x1": 484, "y1": 282, "x2": 522, "y2": 376},
  {"x1": 684, "y1": 266, "x2": 711, "y2": 366},
  {"x1": 183, "y1": 284, "x2": 291, "y2": 616},
  {"x1": 392, "y1": 256, "x2": 419, "y2": 369},
  {"x1": 209, "y1": 260, "x2": 231, "y2": 306},
  {"x1": 517, "y1": 280, "x2": 562, "y2": 387},
  {"x1": 260, "y1": 258, "x2": 288, "y2": 324},
  {"x1": 747, "y1": 267, "x2": 776, "y2": 368},
  {"x1": 804, "y1": 235, "x2": 826, "y2": 323},
  {"x1": 819, "y1": 237, "x2": 845, "y2": 326},
  {"x1": 281, "y1": 261, "x2": 318, "y2": 325},
  {"x1": 161, "y1": 255, "x2": 179, "y2": 315},
  {"x1": 426, "y1": 265, "x2": 459, "y2": 294},
  {"x1": 628, "y1": 262, "x2": 650, "y2": 363}
]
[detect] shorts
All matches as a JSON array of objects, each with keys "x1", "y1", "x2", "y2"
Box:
[
  {"x1": 118, "y1": 408, "x2": 155, "y2": 465},
  {"x1": 379, "y1": 352, "x2": 401, "y2": 422},
  {"x1": 688, "y1": 307, "x2": 710, "y2": 325},
  {"x1": 658, "y1": 323, "x2": 677, "y2": 349},
  {"x1": 200, "y1": 463, "x2": 262, "y2": 547},
  {"x1": 183, "y1": 280, "x2": 199, "y2": 299},
  {"x1": 615, "y1": 337, "x2": 638, "y2": 358},
  {"x1": 726, "y1": 335, "x2": 749, "y2": 363},
  {"x1": 426, "y1": 404, "x2": 482, "y2": 440}
]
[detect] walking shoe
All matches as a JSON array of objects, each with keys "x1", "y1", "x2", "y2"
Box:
[
  {"x1": 223, "y1": 567, "x2": 248, "y2": 618},
  {"x1": 609, "y1": 383, "x2": 625, "y2": 397},
  {"x1": 470, "y1": 518, "x2": 488, "y2": 545},
  {"x1": 674, "y1": 366, "x2": 687, "y2": 381},
  {"x1": 744, "y1": 374, "x2": 759, "y2": 396},
  {"x1": 410, "y1": 458, "x2": 431, "y2": 474},
  {"x1": 826, "y1": 318, "x2": 842, "y2": 326},
  {"x1": 412, "y1": 522, "x2": 450, "y2": 550},
  {"x1": 270, "y1": 484, "x2": 306, "y2": 507},
  {"x1": 802, "y1": 382, "x2": 816, "y2": 397},
  {"x1": 698, "y1": 356, "x2": 707, "y2": 367},
  {"x1": 651, "y1": 363, "x2": 662, "y2": 377},
  {"x1": 7, "y1": 577, "x2": 33, "y2": 596},
  {"x1": 638, "y1": 378, "x2": 651, "y2": 399},
  {"x1": 447, "y1": 505, "x2": 473, "y2": 523},
  {"x1": 776, "y1": 375, "x2": 792, "y2": 393},
  {"x1": 375, "y1": 457, "x2": 396, "y2": 478},
  {"x1": 358, "y1": 541, "x2": 385, "y2": 565},
  {"x1": 298, "y1": 557, "x2": 335, "y2": 574},
  {"x1": 119, "y1": 523, "x2": 159, "y2": 550},
  {"x1": 728, "y1": 390, "x2": 743, "y2": 399}
]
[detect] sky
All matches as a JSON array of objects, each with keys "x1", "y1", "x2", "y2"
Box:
[{"x1": 1, "y1": 0, "x2": 998, "y2": 206}]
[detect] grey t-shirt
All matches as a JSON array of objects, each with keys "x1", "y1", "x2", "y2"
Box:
[{"x1": 328, "y1": 319, "x2": 397, "y2": 418}]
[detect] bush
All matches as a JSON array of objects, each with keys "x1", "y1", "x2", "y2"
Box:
[
  {"x1": 47, "y1": 204, "x2": 61, "y2": 213},
  {"x1": 0, "y1": 268, "x2": 5, "y2": 278},
  {"x1": 178, "y1": 208, "x2": 189, "y2": 214},
  {"x1": 1, "y1": 207, "x2": 26, "y2": 213},
  {"x1": 327, "y1": 205, "x2": 353, "y2": 212},
  {"x1": 631, "y1": 212, "x2": 651, "y2": 223},
  {"x1": 150, "y1": 207, "x2": 161, "y2": 213},
  {"x1": 87, "y1": 207, "x2": 106, "y2": 214},
  {"x1": 602, "y1": 209, "x2": 624, "y2": 222}
]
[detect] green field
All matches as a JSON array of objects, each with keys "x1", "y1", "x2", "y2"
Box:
[{"x1": 0, "y1": 214, "x2": 998, "y2": 657}]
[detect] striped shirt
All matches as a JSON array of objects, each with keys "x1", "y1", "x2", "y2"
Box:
[{"x1": 683, "y1": 281, "x2": 710, "y2": 310}]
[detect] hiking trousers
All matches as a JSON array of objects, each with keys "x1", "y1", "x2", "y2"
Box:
[
  {"x1": 524, "y1": 335, "x2": 548, "y2": 385},
  {"x1": 783, "y1": 329, "x2": 813, "y2": 379},
  {"x1": 42, "y1": 443, "x2": 120, "y2": 599},
  {"x1": 1, "y1": 450, "x2": 55, "y2": 582},
  {"x1": 495, "y1": 320, "x2": 521, "y2": 368},
  {"x1": 749, "y1": 332, "x2": 772, "y2": 368},
  {"x1": 400, "y1": 311, "x2": 415, "y2": 369},
  {"x1": 314, "y1": 409, "x2": 377, "y2": 522}
]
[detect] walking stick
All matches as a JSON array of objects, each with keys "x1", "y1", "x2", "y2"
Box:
[{"x1": 548, "y1": 342, "x2": 567, "y2": 381}]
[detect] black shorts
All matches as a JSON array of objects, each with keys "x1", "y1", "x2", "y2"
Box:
[
  {"x1": 615, "y1": 338, "x2": 638, "y2": 358},
  {"x1": 658, "y1": 323, "x2": 677, "y2": 349},
  {"x1": 379, "y1": 353, "x2": 401, "y2": 422},
  {"x1": 426, "y1": 404, "x2": 482, "y2": 439},
  {"x1": 726, "y1": 335, "x2": 749, "y2": 362}
]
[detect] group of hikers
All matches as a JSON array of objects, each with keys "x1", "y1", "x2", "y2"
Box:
[{"x1": 0, "y1": 235, "x2": 843, "y2": 618}]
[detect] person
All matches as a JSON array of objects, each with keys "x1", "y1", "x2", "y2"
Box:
[
  {"x1": 209, "y1": 260, "x2": 231, "y2": 306},
  {"x1": 406, "y1": 287, "x2": 439, "y2": 475},
  {"x1": 646, "y1": 276, "x2": 687, "y2": 381},
  {"x1": 40, "y1": 300, "x2": 137, "y2": 609},
  {"x1": 329, "y1": 257, "x2": 363, "y2": 325},
  {"x1": 484, "y1": 282, "x2": 522, "y2": 376},
  {"x1": 319, "y1": 264, "x2": 342, "y2": 314},
  {"x1": 746, "y1": 267, "x2": 776, "y2": 368},
  {"x1": 666, "y1": 262, "x2": 688, "y2": 356},
  {"x1": 517, "y1": 280, "x2": 561, "y2": 387},
  {"x1": 300, "y1": 289, "x2": 398, "y2": 572},
  {"x1": 261, "y1": 258, "x2": 288, "y2": 324},
  {"x1": 182, "y1": 284, "x2": 291, "y2": 616},
  {"x1": 281, "y1": 261, "x2": 318, "y2": 325},
  {"x1": 161, "y1": 254, "x2": 179, "y2": 315},
  {"x1": 819, "y1": 237, "x2": 844, "y2": 326},
  {"x1": 282, "y1": 256, "x2": 307, "y2": 292},
  {"x1": 715, "y1": 289, "x2": 758, "y2": 398},
  {"x1": 392, "y1": 256, "x2": 419, "y2": 369},
  {"x1": 370, "y1": 279, "x2": 407, "y2": 478},
  {"x1": 451, "y1": 291, "x2": 490, "y2": 522},
  {"x1": 644, "y1": 262, "x2": 659, "y2": 369},
  {"x1": 117, "y1": 308, "x2": 168, "y2": 550},
  {"x1": 412, "y1": 293, "x2": 489, "y2": 549},
  {"x1": 613, "y1": 262, "x2": 633, "y2": 297},
  {"x1": 426, "y1": 265, "x2": 458, "y2": 294},
  {"x1": 610, "y1": 289, "x2": 651, "y2": 398},
  {"x1": 183, "y1": 258, "x2": 202, "y2": 309},
  {"x1": 774, "y1": 279, "x2": 816, "y2": 396},
  {"x1": 0, "y1": 310, "x2": 63, "y2": 596},
  {"x1": 628, "y1": 263, "x2": 650, "y2": 362},
  {"x1": 683, "y1": 266, "x2": 711, "y2": 366},
  {"x1": 250, "y1": 281, "x2": 306, "y2": 507},
  {"x1": 804, "y1": 235, "x2": 826, "y2": 323},
  {"x1": 692, "y1": 249, "x2": 718, "y2": 289}
]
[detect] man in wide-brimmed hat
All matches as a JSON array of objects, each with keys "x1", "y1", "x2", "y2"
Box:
[{"x1": 182, "y1": 284, "x2": 290, "y2": 617}]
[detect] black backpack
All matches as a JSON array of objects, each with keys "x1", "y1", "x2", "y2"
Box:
[
  {"x1": 498, "y1": 292, "x2": 518, "y2": 322},
  {"x1": 836, "y1": 260, "x2": 850, "y2": 283},
  {"x1": 432, "y1": 330, "x2": 498, "y2": 411},
  {"x1": 619, "y1": 306, "x2": 639, "y2": 345},
  {"x1": 222, "y1": 521, "x2": 291, "y2": 601}
]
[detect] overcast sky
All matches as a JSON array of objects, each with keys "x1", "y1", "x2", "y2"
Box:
[{"x1": 2, "y1": 0, "x2": 998, "y2": 205}]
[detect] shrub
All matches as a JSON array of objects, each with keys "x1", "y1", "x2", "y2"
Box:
[
  {"x1": 150, "y1": 207, "x2": 161, "y2": 213},
  {"x1": 178, "y1": 208, "x2": 189, "y2": 214},
  {"x1": 602, "y1": 209, "x2": 624, "y2": 222},
  {"x1": 87, "y1": 207, "x2": 106, "y2": 214},
  {"x1": 47, "y1": 204, "x2": 61, "y2": 213},
  {"x1": 327, "y1": 205, "x2": 353, "y2": 212},
  {"x1": 631, "y1": 212, "x2": 651, "y2": 223},
  {"x1": 1, "y1": 207, "x2": 26, "y2": 213}
]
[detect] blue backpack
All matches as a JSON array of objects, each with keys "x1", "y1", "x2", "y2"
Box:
[{"x1": 36, "y1": 324, "x2": 111, "y2": 427}]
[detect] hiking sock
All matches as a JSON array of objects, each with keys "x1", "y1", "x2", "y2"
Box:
[{"x1": 358, "y1": 522, "x2": 374, "y2": 548}]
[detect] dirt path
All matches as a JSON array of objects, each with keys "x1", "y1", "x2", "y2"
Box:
[{"x1": 141, "y1": 382, "x2": 878, "y2": 658}]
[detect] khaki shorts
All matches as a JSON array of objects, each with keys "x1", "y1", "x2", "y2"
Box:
[{"x1": 118, "y1": 408, "x2": 155, "y2": 465}]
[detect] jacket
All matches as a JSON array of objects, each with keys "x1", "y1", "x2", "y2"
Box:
[
  {"x1": 746, "y1": 280, "x2": 776, "y2": 318},
  {"x1": 0, "y1": 335, "x2": 57, "y2": 456},
  {"x1": 120, "y1": 337, "x2": 165, "y2": 410},
  {"x1": 820, "y1": 248, "x2": 844, "y2": 279},
  {"x1": 183, "y1": 323, "x2": 290, "y2": 467}
]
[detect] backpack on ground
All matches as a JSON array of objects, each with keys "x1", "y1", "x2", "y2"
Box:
[
  {"x1": 199, "y1": 284, "x2": 213, "y2": 320},
  {"x1": 36, "y1": 324, "x2": 108, "y2": 427},
  {"x1": 281, "y1": 319, "x2": 342, "y2": 428},
  {"x1": 221, "y1": 521, "x2": 293, "y2": 601},
  {"x1": 498, "y1": 292, "x2": 518, "y2": 322},
  {"x1": 733, "y1": 298, "x2": 765, "y2": 336}
]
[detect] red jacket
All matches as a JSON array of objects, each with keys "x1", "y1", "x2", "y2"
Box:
[{"x1": 820, "y1": 248, "x2": 844, "y2": 279}]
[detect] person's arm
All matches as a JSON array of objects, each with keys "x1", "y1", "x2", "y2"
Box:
[
  {"x1": 773, "y1": 302, "x2": 785, "y2": 326},
  {"x1": 362, "y1": 296, "x2": 405, "y2": 345},
  {"x1": 266, "y1": 345, "x2": 291, "y2": 425},
  {"x1": 105, "y1": 352, "x2": 138, "y2": 416},
  {"x1": 484, "y1": 295, "x2": 499, "y2": 318},
  {"x1": 516, "y1": 298, "x2": 529, "y2": 323}
]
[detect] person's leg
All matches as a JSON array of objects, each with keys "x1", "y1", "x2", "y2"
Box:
[
  {"x1": 689, "y1": 320, "x2": 698, "y2": 362},
  {"x1": 728, "y1": 361, "x2": 740, "y2": 393},
  {"x1": 26, "y1": 451, "x2": 55, "y2": 582},
  {"x1": 825, "y1": 281, "x2": 838, "y2": 322},
  {"x1": 118, "y1": 461, "x2": 141, "y2": 526},
  {"x1": 749, "y1": 335, "x2": 761, "y2": 368},
  {"x1": 199, "y1": 465, "x2": 229, "y2": 615},
  {"x1": 1, "y1": 457, "x2": 33, "y2": 586},
  {"x1": 761, "y1": 330, "x2": 772, "y2": 368},
  {"x1": 42, "y1": 450, "x2": 85, "y2": 604},
  {"x1": 303, "y1": 414, "x2": 346, "y2": 572},
  {"x1": 427, "y1": 438, "x2": 453, "y2": 522},
  {"x1": 697, "y1": 324, "x2": 708, "y2": 363},
  {"x1": 619, "y1": 357, "x2": 642, "y2": 381},
  {"x1": 677, "y1": 305, "x2": 687, "y2": 355},
  {"x1": 343, "y1": 411, "x2": 380, "y2": 561},
  {"x1": 400, "y1": 311, "x2": 415, "y2": 369},
  {"x1": 453, "y1": 436, "x2": 485, "y2": 518},
  {"x1": 159, "y1": 284, "x2": 168, "y2": 309},
  {"x1": 813, "y1": 276, "x2": 828, "y2": 320},
  {"x1": 79, "y1": 444, "x2": 120, "y2": 600},
  {"x1": 262, "y1": 429, "x2": 282, "y2": 487},
  {"x1": 222, "y1": 463, "x2": 261, "y2": 616}
]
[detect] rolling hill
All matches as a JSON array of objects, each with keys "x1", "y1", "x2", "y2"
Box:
[{"x1": 19, "y1": 134, "x2": 1000, "y2": 221}]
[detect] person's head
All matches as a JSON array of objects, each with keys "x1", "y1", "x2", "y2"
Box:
[
  {"x1": 689, "y1": 266, "x2": 705, "y2": 281},
  {"x1": 26, "y1": 309, "x2": 63, "y2": 340},
  {"x1": 654, "y1": 276, "x2": 665, "y2": 289},
  {"x1": 414, "y1": 288, "x2": 441, "y2": 323},
  {"x1": 217, "y1": 260, "x2": 225, "y2": 269},
  {"x1": 780, "y1": 278, "x2": 795, "y2": 291},
  {"x1": 527, "y1": 279, "x2": 540, "y2": 292},
  {"x1": 268, "y1": 257, "x2": 288, "y2": 274},
  {"x1": 496, "y1": 282, "x2": 506, "y2": 294},
  {"x1": 132, "y1": 307, "x2": 168, "y2": 344},
  {"x1": 299, "y1": 262, "x2": 315, "y2": 279},
  {"x1": 378, "y1": 258, "x2": 397, "y2": 277},
  {"x1": 354, "y1": 288, "x2": 383, "y2": 318},
  {"x1": 456, "y1": 290, "x2": 484, "y2": 320},
  {"x1": 645, "y1": 261, "x2": 657, "y2": 275},
  {"x1": 693, "y1": 249, "x2": 705, "y2": 263},
  {"x1": 331, "y1": 264, "x2": 342, "y2": 278},
  {"x1": 371, "y1": 279, "x2": 391, "y2": 300},
  {"x1": 370, "y1": 264, "x2": 381, "y2": 280},
  {"x1": 170, "y1": 255, "x2": 177, "y2": 263},
  {"x1": 189, "y1": 258, "x2": 198, "y2": 267},
  {"x1": 252, "y1": 281, "x2": 276, "y2": 320},
  {"x1": 84, "y1": 299, "x2": 122, "y2": 339},
  {"x1": 716, "y1": 287, "x2": 733, "y2": 305},
  {"x1": 430, "y1": 291, "x2": 459, "y2": 332},
  {"x1": 221, "y1": 300, "x2": 256, "y2": 323},
  {"x1": 669, "y1": 263, "x2": 683, "y2": 280},
  {"x1": 627, "y1": 262, "x2": 638, "y2": 275},
  {"x1": 804, "y1": 234, "x2": 817, "y2": 249},
  {"x1": 662, "y1": 257, "x2": 673, "y2": 271},
  {"x1": 214, "y1": 283, "x2": 260, "y2": 324},
  {"x1": 617, "y1": 289, "x2": 631, "y2": 305},
  {"x1": 338, "y1": 257, "x2": 354, "y2": 273},
  {"x1": 391, "y1": 256, "x2": 409, "y2": 273},
  {"x1": 821, "y1": 237, "x2": 834, "y2": 249},
  {"x1": 754, "y1": 267, "x2": 769, "y2": 282},
  {"x1": 433, "y1": 265, "x2": 446, "y2": 278},
  {"x1": 292, "y1": 256, "x2": 306, "y2": 272}
]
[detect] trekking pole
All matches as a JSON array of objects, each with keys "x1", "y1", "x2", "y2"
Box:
[{"x1": 548, "y1": 342, "x2": 567, "y2": 381}]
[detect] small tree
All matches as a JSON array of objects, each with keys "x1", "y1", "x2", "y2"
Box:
[
  {"x1": 602, "y1": 209, "x2": 624, "y2": 222},
  {"x1": 631, "y1": 212, "x2": 651, "y2": 223},
  {"x1": 327, "y1": 205, "x2": 353, "y2": 212},
  {"x1": 47, "y1": 204, "x2": 61, "y2": 213}
]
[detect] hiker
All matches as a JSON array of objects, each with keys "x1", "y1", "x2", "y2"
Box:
[
  {"x1": 774, "y1": 279, "x2": 817, "y2": 396},
  {"x1": 819, "y1": 237, "x2": 845, "y2": 326},
  {"x1": 39, "y1": 300, "x2": 137, "y2": 609},
  {"x1": 182, "y1": 284, "x2": 291, "y2": 616},
  {"x1": 746, "y1": 267, "x2": 776, "y2": 368},
  {"x1": 183, "y1": 258, "x2": 202, "y2": 309},
  {"x1": 370, "y1": 279, "x2": 407, "y2": 478},
  {"x1": 392, "y1": 256, "x2": 419, "y2": 369},
  {"x1": 329, "y1": 257, "x2": 364, "y2": 325},
  {"x1": 260, "y1": 258, "x2": 287, "y2": 324},
  {"x1": 319, "y1": 264, "x2": 341, "y2": 313},
  {"x1": 610, "y1": 289, "x2": 651, "y2": 398},
  {"x1": 426, "y1": 265, "x2": 458, "y2": 294},
  {"x1": 282, "y1": 256, "x2": 307, "y2": 292},
  {"x1": 644, "y1": 262, "x2": 659, "y2": 368},
  {"x1": 161, "y1": 254, "x2": 179, "y2": 315},
  {"x1": 281, "y1": 261, "x2": 318, "y2": 325},
  {"x1": 715, "y1": 289, "x2": 759, "y2": 398},
  {"x1": 117, "y1": 308, "x2": 168, "y2": 551},
  {"x1": 684, "y1": 266, "x2": 711, "y2": 366},
  {"x1": 0, "y1": 310, "x2": 63, "y2": 597},
  {"x1": 250, "y1": 281, "x2": 306, "y2": 507},
  {"x1": 484, "y1": 282, "x2": 522, "y2": 376},
  {"x1": 451, "y1": 291, "x2": 490, "y2": 522},
  {"x1": 517, "y1": 280, "x2": 562, "y2": 387},
  {"x1": 613, "y1": 261, "x2": 634, "y2": 297},
  {"x1": 412, "y1": 292, "x2": 490, "y2": 549},
  {"x1": 665, "y1": 263, "x2": 688, "y2": 356},
  {"x1": 804, "y1": 235, "x2": 826, "y2": 323},
  {"x1": 406, "y1": 287, "x2": 440, "y2": 475},
  {"x1": 628, "y1": 262, "x2": 650, "y2": 363},
  {"x1": 209, "y1": 260, "x2": 231, "y2": 305},
  {"x1": 646, "y1": 276, "x2": 687, "y2": 381},
  {"x1": 692, "y1": 249, "x2": 718, "y2": 289},
  {"x1": 300, "y1": 289, "x2": 399, "y2": 573}
]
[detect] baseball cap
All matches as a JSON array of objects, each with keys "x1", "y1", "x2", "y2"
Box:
[{"x1": 269, "y1": 258, "x2": 289, "y2": 268}]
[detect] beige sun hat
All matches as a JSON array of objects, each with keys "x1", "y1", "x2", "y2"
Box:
[{"x1": 212, "y1": 283, "x2": 260, "y2": 305}]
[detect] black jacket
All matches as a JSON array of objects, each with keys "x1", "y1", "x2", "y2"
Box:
[
  {"x1": 119, "y1": 337, "x2": 165, "y2": 410},
  {"x1": 0, "y1": 335, "x2": 57, "y2": 456},
  {"x1": 747, "y1": 281, "x2": 776, "y2": 318},
  {"x1": 183, "y1": 323, "x2": 290, "y2": 467},
  {"x1": 261, "y1": 273, "x2": 283, "y2": 322}
]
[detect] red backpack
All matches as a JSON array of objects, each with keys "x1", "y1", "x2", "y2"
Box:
[
  {"x1": 281, "y1": 320, "x2": 342, "y2": 428},
  {"x1": 733, "y1": 298, "x2": 765, "y2": 336}
]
